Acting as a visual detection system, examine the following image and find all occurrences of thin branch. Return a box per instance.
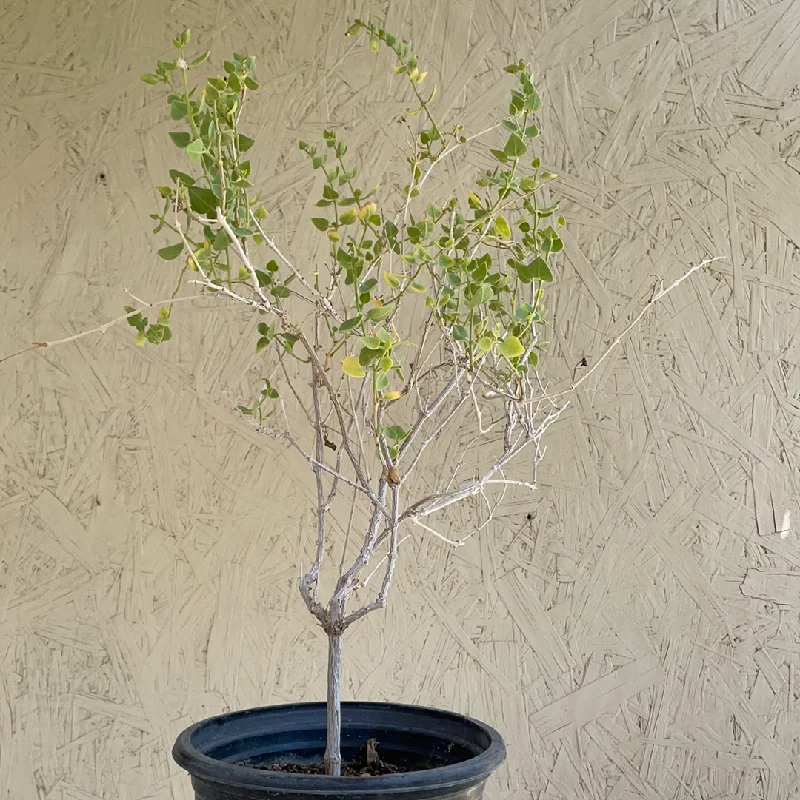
[541,256,723,403]
[0,293,209,366]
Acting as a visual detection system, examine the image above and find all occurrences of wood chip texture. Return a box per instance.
[2,1,800,798]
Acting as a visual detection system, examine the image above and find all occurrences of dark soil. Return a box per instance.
[256,761,403,776]
[251,738,450,776]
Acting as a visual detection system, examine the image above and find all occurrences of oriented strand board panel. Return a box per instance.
[2,0,800,798]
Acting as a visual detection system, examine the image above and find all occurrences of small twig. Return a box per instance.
[249,212,344,323]
[410,517,468,547]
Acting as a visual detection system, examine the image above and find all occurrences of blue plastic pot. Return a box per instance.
[172,701,506,799]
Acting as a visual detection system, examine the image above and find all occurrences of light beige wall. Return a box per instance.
[2,0,800,798]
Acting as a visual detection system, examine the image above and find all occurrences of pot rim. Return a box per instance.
[172,700,506,796]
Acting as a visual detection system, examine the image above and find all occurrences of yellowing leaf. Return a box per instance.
[358,202,377,220]
[495,215,511,238]
[499,335,524,359]
[467,190,482,209]
[342,356,366,378]
[383,271,402,289]
[383,390,402,400]
[477,336,493,352]
[135,331,147,347]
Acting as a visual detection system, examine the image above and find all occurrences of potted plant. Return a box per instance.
[110,19,706,800]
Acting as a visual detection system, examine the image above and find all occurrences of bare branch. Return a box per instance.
[342,484,401,628]
[540,256,725,403]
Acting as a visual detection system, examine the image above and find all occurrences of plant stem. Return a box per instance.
[324,632,343,776]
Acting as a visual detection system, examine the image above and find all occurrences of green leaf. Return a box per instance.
[495,215,511,239]
[141,73,161,85]
[170,101,188,120]
[339,208,357,225]
[504,133,527,158]
[185,138,206,163]
[169,131,191,148]
[365,304,394,322]
[256,336,270,353]
[336,247,354,268]
[311,217,329,231]
[385,425,407,440]
[322,184,339,201]
[169,169,195,186]
[438,253,455,268]
[524,125,539,138]
[477,336,493,352]
[528,257,554,281]
[236,133,255,153]
[464,283,493,309]
[499,335,524,359]
[188,186,218,216]
[191,50,210,67]
[157,242,184,260]
[212,228,230,250]
[452,324,469,341]
[359,347,382,366]
[426,203,442,220]
[409,281,426,293]
[375,373,389,391]
[342,356,365,378]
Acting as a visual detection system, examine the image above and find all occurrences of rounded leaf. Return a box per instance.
[342,356,366,378]
[499,335,524,359]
